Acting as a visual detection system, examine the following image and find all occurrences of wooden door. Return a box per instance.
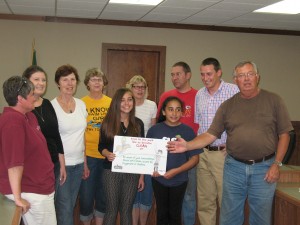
[101,43,166,104]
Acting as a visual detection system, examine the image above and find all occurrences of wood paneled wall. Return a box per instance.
[289,121,300,166]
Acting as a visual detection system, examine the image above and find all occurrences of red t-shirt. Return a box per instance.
[157,88,199,134]
[0,107,54,195]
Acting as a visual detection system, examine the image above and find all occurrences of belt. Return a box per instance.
[230,152,275,165]
[205,145,225,151]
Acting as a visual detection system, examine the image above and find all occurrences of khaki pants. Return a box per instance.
[197,148,225,225]
[6,192,56,225]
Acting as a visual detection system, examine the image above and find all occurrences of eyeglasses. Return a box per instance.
[235,71,257,80]
[89,78,102,83]
[132,85,146,90]
[17,78,27,95]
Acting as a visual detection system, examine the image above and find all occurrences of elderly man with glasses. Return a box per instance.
[168,61,293,225]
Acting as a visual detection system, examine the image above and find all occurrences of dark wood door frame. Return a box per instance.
[101,43,166,103]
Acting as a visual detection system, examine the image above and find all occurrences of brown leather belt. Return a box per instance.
[230,152,275,165]
[205,145,225,151]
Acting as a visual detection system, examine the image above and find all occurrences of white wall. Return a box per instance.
[0,19,299,120]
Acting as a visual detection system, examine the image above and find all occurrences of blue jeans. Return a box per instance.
[133,174,153,210]
[79,157,106,221]
[182,166,196,225]
[55,163,84,225]
[54,161,61,197]
[220,155,276,225]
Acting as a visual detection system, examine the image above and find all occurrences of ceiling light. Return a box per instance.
[254,0,300,14]
[109,0,163,6]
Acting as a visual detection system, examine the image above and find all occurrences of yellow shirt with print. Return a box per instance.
[82,95,112,158]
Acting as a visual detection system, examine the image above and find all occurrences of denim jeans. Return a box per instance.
[220,155,276,225]
[79,157,106,221]
[133,174,153,210]
[182,166,196,225]
[54,161,61,197]
[55,163,84,225]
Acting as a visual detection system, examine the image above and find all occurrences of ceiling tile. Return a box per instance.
[0,0,299,31]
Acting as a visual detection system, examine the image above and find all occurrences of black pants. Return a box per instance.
[152,178,188,225]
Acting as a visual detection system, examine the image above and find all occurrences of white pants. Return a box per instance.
[6,192,56,225]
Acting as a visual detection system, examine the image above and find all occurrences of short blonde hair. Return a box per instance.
[126,75,149,99]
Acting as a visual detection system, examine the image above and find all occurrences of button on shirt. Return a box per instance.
[195,80,239,147]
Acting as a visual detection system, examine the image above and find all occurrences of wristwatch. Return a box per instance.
[273,160,283,166]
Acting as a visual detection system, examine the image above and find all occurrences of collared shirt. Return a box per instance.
[195,80,239,146]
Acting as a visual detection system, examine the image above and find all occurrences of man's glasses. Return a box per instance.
[234,71,257,80]
[132,85,146,90]
[17,78,27,95]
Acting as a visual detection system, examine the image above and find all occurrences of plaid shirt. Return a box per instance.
[195,80,239,146]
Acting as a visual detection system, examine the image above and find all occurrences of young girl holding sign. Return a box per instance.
[98,88,144,225]
[147,96,202,225]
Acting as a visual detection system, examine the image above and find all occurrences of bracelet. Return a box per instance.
[273,160,283,166]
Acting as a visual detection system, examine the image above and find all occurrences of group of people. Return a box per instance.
[0,57,292,225]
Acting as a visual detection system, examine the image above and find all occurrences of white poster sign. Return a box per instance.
[112,136,168,175]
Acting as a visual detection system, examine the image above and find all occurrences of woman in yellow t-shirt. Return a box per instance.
[79,68,112,225]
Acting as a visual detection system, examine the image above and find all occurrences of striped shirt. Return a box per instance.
[195,80,239,146]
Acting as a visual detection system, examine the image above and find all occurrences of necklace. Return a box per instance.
[121,123,128,134]
[58,96,74,114]
[34,107,45,122]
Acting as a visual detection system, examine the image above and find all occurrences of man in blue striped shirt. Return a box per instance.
[195,58,239,225]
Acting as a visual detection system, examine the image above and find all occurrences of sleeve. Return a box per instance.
[138,118,145,138]
[156,93,166,119]
[45,99,64,154]
[207,103,226,139]
[151,101,158,119]
[98,128,109,154]
[275,95,293,134]
[2,123,25,168]
[194,91,200,124]
[146,125,155,138]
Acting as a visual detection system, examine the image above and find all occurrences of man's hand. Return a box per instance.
[264,164,280,183]
[167,136,187,153]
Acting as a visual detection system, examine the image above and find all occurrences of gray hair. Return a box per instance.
[3,76,34,106]
[84,68,108,91]
[233,61,259,76]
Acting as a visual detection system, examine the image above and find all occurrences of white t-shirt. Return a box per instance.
[51,97,87,166]
[135,99,157,136]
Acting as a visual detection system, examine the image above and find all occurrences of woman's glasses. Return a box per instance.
[17,78,27,95]
[132,85,146,90]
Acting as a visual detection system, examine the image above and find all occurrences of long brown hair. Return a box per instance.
[101,88,141,142]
